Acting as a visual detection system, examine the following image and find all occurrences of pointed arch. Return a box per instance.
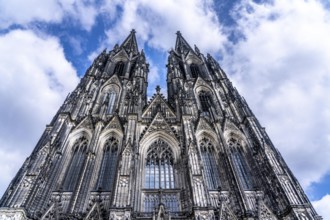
[196,135,221,190]
[144,139,175,189]
[113,61,125,76]
[194,81,215,116]
[99,83,121,115]
[62,136,88,191]
[227,137,253,190]
[198,90,213,113]
[223,129,247,150]
[139,131,180,162]
[96,136,119,191]
[98,128,123,150]
[190,63,200,78]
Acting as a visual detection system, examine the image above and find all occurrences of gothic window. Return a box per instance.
[179,61,186,79]
[144,194,159,212]
[145,139,175,189]
[143,194,179,212]
[190,63,200,78]
[114,61,125,76]
[198,91,213,113]
[63,136,88,191]
[129,60,137,77]
[200,138,221,190]
[228,138,253,190]
[106,91,117,114]
[97,137,119,191]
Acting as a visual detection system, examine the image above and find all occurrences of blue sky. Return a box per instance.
[0,0,330,217]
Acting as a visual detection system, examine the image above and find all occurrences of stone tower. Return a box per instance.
[0,30,321,220]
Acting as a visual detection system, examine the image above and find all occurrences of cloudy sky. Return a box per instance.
[0,0,329,217]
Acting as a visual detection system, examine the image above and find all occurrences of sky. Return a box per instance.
[0,0,329,217]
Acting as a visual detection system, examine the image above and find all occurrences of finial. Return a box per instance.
[131,29,136,34]
[176,31,181,36]
[156,85,161,94]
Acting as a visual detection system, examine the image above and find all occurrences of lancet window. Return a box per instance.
[198,91,213,113]
[145,139,175,189]
[228,138,253,190]
[114,61,125,76]
[190,63,200,78]
[63,136,88,191]
[199,137,221,190]
[96,137,119,191]
[179,61,186,79]
[106,91,117,114]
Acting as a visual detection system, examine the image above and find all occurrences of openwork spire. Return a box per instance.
[120,29,139,55]
[175,31,194,54]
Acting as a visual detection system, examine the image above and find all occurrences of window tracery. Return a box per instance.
[114,61,125,76]
[63,136,88,191]
[143,139,179,213]
[145,140,175,189]
[106,91,117,114]
[228,138,253,190]
[97,137,119,191]
[198,91,213,113]
[199,137,221,190]
[190,63,200,78]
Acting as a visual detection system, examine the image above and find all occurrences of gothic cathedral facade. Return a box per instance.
[0,30,321,220]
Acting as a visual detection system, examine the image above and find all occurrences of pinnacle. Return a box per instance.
[120,29,139,54]
[174,30,194,54]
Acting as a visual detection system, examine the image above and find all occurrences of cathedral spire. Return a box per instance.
[175,31,194,54]
[120,29,139,55]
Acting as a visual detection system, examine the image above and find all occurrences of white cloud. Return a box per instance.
[0,0,98,31]
[312,195,330,219]
[0,29,79,196]
[223,0,330,189]
[0,149,25,195]
[102,0,226,53]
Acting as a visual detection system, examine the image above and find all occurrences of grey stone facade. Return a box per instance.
[0,30,321,219]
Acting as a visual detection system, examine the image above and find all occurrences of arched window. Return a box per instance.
[114,61,125,76]
[228,138,253,190]
[63,136,88,191]
[107,91,117,114]
[97,137,119,191]
[200,138,221,190]
[145,139,175,189]
[198,91,213,113]
[190,63,200,78]
[179,61,186,79]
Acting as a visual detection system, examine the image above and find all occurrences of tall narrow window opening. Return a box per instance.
[228,138,253,190]
[190,64,200,78]
[200,138,221,190]
[63,136,88,191]
[114,61,125,76]
[107,91,117,114]
[179,61,186,79]
[145,140,175,189]
[199,91,213,113]
[97,137,119,191]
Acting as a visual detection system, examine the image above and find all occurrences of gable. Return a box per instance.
[103,115,123,133]
[140,112,178,142]
[185,50,203,65]
[142,94,176,119]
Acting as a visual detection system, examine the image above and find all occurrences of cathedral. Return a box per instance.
[0,30,321,220]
